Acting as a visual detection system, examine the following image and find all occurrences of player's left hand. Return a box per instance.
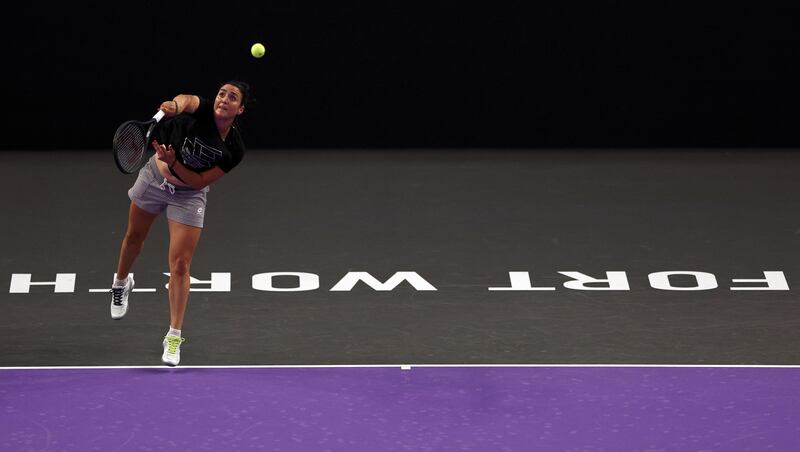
[152,140,176,167]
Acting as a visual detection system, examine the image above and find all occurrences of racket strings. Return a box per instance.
[114,123,147,171]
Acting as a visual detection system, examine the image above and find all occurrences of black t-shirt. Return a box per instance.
[155,97,245,173]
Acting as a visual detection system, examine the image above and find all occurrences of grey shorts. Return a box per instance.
[128,157,209,228]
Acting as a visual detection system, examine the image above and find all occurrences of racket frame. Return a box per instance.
[112,110,166,174]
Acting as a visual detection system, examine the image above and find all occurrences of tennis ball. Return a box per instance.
[251,43,266,58]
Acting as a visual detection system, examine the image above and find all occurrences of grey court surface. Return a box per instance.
[2,149,800,367]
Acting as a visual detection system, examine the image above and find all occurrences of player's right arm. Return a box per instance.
[158,95,201,117]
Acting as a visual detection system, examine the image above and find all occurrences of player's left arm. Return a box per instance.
[169,158,225,190]
[152,140,225,189]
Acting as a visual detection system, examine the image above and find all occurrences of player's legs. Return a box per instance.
[116,202,159,279]
[166,219,202,330]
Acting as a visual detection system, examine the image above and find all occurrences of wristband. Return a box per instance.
[174,100,180,114]
[168,162,186,183]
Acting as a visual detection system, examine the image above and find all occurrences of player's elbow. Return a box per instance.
[191,173,216,190]
[190,181,208,191]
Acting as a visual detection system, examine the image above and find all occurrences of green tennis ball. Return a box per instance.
[251,43,266,58]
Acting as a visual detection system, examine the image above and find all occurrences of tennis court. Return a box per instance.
[3,149,800,449]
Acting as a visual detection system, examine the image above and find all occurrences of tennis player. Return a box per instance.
[110,81,251,366]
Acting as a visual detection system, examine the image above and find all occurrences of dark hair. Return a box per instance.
[221,80,253,109]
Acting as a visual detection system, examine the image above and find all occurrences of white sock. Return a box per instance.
[113,276,128,287]
[167,327,181,337]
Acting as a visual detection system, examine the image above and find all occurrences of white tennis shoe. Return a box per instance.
[162,335,186,366]
[110,275,135,319]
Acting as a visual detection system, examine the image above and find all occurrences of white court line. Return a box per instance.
[2,364,800,370]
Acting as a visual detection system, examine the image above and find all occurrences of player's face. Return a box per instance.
[214,84,245,119]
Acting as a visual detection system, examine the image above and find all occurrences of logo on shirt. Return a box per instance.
[180,137,223,169]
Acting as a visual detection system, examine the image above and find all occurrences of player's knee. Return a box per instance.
[124,230,147,247]
[170,256,191,277]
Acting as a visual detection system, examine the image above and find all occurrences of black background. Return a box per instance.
[2,2,798,150]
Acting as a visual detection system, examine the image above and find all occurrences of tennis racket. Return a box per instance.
[112,110,166,174]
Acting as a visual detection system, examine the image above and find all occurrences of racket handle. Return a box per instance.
[153,110,166,122]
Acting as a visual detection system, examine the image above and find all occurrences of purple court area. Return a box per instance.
[2,366,799,450]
